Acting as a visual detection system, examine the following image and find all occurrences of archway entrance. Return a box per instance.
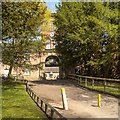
[45,55,59,80]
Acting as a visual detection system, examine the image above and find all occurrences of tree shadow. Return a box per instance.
[30,79,74,87]
[91,105,98,107]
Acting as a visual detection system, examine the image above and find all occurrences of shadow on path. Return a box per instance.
[28,78,118,118]
[30,79,74,87]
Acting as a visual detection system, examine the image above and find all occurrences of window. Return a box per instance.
[53,41,56,48]
[4,68,9,77]
[24,53,30,61]
[50,32,54,37]
[24,69,30,75]
[49,72,53,78]
[46,40,51,49]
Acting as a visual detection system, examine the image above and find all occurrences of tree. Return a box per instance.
[2,2,50,78]
[54,2,119,78]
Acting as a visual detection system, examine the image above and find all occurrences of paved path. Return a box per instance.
[28,79,118,119]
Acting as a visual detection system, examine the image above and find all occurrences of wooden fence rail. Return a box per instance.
[68,74,120,97]
[26,84,66,120]
[14,78,66,120]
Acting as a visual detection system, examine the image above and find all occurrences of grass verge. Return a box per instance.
[87,85,120,95]
[2,80,48,119]
[85,83,120,95]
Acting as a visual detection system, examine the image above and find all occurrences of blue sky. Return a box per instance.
[46,1,61,13]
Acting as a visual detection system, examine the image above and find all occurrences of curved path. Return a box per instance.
[28,79,119,119]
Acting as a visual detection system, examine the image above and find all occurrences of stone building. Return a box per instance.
[1,13,60,80]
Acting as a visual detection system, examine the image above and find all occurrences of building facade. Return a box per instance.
[1,13,60,80]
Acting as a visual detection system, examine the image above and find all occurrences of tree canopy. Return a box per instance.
[54,2,119,78]
[2,2,51,78]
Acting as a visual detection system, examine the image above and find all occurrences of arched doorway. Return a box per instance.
[45,55,59,80]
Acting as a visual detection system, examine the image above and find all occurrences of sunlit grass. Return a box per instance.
[87,84,120,95]
[2,81,48,119]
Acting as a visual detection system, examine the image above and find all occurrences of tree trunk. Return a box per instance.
[65,64,75,77]
[104,64,111,78]
[7,65,13,79]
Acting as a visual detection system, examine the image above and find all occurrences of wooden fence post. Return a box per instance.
[26,82,28,91]
[34,94,36,101]
[30,89,32,96]
[92,79,94,89]
[104,80,106,92]
[41,100,43,108]
[37,96,39,104]
[26,84,68,119]
[32,91,34,98]
[80,77,82,85]
[51,109,54,119]
[28,88,30,94]
[85,78,87,87]
[78,77,80,84]
[45,104,48,114]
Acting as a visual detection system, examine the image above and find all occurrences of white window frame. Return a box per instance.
[46,40,51,49]
[24,69,30,75]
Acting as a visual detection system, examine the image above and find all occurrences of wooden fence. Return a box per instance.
[68,74,120,97]
[14,78,66,120]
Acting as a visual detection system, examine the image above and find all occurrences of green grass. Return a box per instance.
[87,84,120,95]
[2,81,48,119]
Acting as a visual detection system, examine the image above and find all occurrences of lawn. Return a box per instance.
[2,81,48,119]
[88,85,120,95]
[75,79,120,95]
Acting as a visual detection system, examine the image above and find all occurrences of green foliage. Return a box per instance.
[2,81,47,119]
[2,2,50,77]
[54,2,119,78]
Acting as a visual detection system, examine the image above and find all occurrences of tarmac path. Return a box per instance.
[28,79,119,119]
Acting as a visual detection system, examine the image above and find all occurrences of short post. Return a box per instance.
[61,88,68,110]
[32,91,34,99]
[28,88,30,94]
[45,104,48,113]
[85,78,87,87]
[30,89,32,97]
[98,94,101,107]
[34,94,36,100]
[78,77,80,84]
[80,77,82,85]
[26,82,28,91]
[31,91,33,97]
[92,79,94,89]
[29,89,31,95]
[104,80,106,92]
[51,109,54,119]
[37,96,39,104]
[41,100,43,108]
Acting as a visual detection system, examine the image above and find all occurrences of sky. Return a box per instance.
[46,1,61,13]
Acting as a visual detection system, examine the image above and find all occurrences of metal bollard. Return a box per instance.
[61,88,68,110]
[98,94,101,107]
